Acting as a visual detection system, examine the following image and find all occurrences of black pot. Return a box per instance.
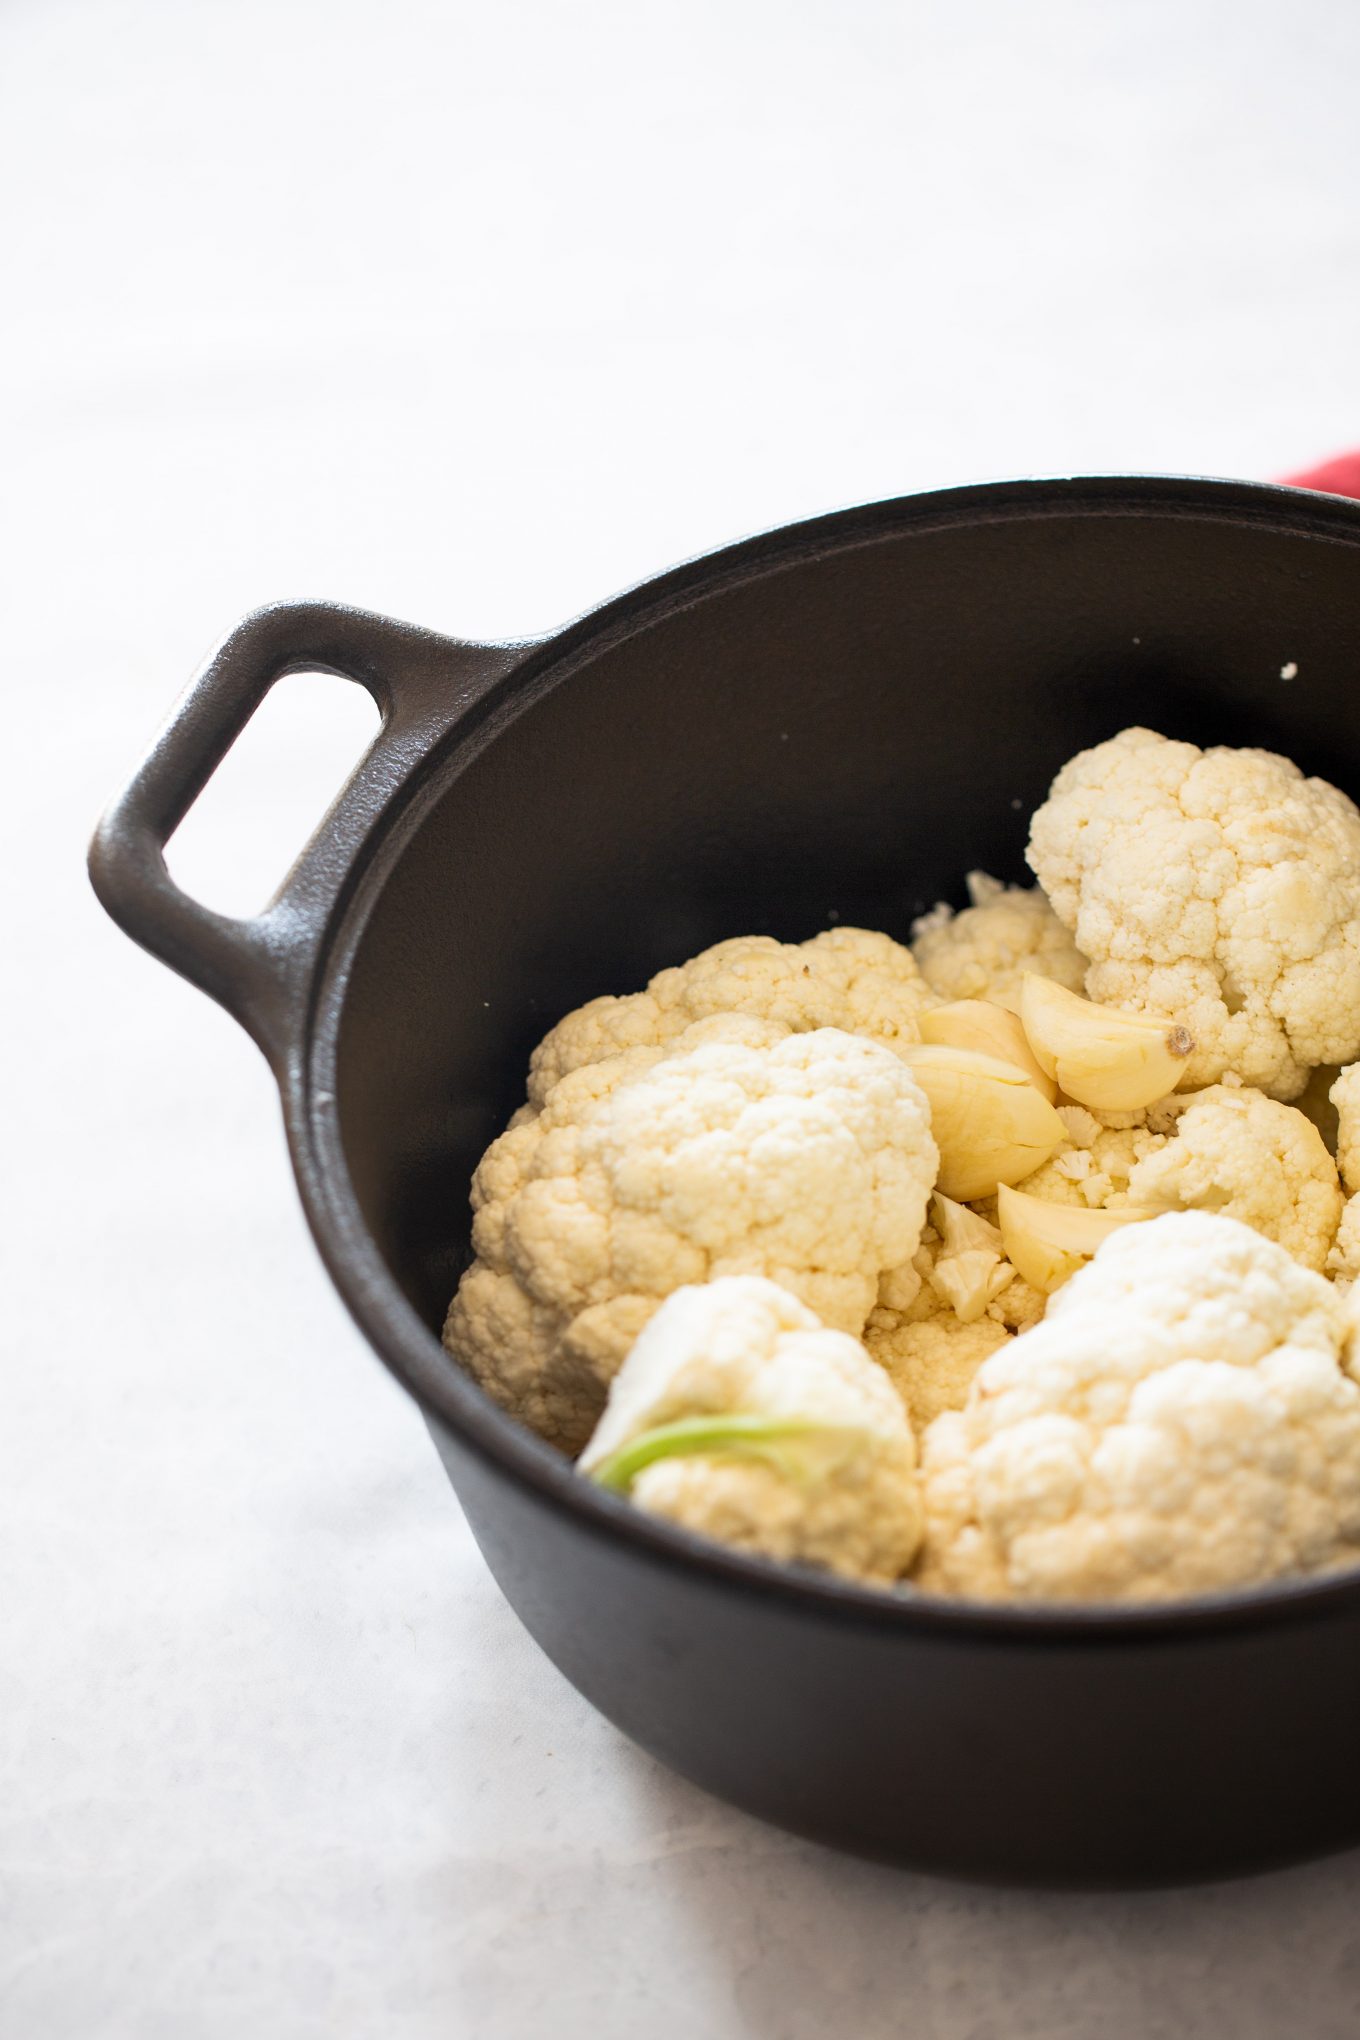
[90,475,1360,1887]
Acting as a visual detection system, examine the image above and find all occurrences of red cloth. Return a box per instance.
[1282,452,1360,499]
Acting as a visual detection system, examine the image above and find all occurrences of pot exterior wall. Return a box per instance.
[425,1413,1360,1885]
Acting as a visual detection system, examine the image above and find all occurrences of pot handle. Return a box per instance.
[89,600,517,1067]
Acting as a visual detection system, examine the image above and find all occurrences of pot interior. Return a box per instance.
[327,488,1360,1336]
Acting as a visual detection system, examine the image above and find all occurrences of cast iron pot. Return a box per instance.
[91,475,1360,1887]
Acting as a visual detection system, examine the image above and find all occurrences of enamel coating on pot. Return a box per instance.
[92,477,1360,1884]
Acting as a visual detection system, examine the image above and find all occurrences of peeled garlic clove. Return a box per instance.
[919,999,1058,1102]
[996,1183,1155,1294]
[900,1046,1068,1202]
[1018,974,1195,1112]
[929,1246,1016,1323]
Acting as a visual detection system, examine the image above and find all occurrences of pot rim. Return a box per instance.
[290,471,1360,1644]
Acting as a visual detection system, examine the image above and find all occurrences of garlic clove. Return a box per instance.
[1018,975,1195,1112]
[900,1045,1069,1201]
[919,999,1058,1102]
[996,1183,1155,1294]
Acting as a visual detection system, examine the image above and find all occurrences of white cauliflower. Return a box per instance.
[578,1277,922,1583]
[1327,1067,1360,1287]
[914,1200,1048,1333]
[1122,1085,1342,1272]
[527,927,937,1107]
[445,1020,939,1452]
[1293,1061,1342,1155]
[916,1211,1360,1603]
[1056,1104,1104,1147]
[1328,1198,1360,1285]
[1330,1064,1360,1194]
[1012,1123,1168,1211]
[1027,727,1360,1100]
[862,1206,1044,1432]
[866,1306,1012,1433]
[923,1195,1015,1321]
[986,1271,1047,1332]
[910,871,1088,1009]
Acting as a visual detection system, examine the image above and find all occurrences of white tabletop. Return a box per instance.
[7,1,1360,2032]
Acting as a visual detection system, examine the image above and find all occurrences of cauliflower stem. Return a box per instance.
[589,1413,876,1494]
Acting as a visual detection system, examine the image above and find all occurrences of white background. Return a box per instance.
[5,1,1360,2033]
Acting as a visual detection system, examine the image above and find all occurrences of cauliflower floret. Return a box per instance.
[1330,1065,1360,1194]
[578,1277,922,1583]
[863,1204,1044,1429]
[445,1021,939,1452]
[1328,1197,1360,1286]
[1294,1062,1342,1155]
[1122,1084,1341,1272]
[1027,727,1360,1100]
[1056,1104,1103,1148]
[910,871,1089,1010]
[1328,1067,1360,1287]
[1013,1124,1168,1210]
[915,1211,1360,1603]
[527,927,937,1106]
[939,1200,1048,1327]
[865,1305,1012,1432]
[987,1273,1047,1332]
